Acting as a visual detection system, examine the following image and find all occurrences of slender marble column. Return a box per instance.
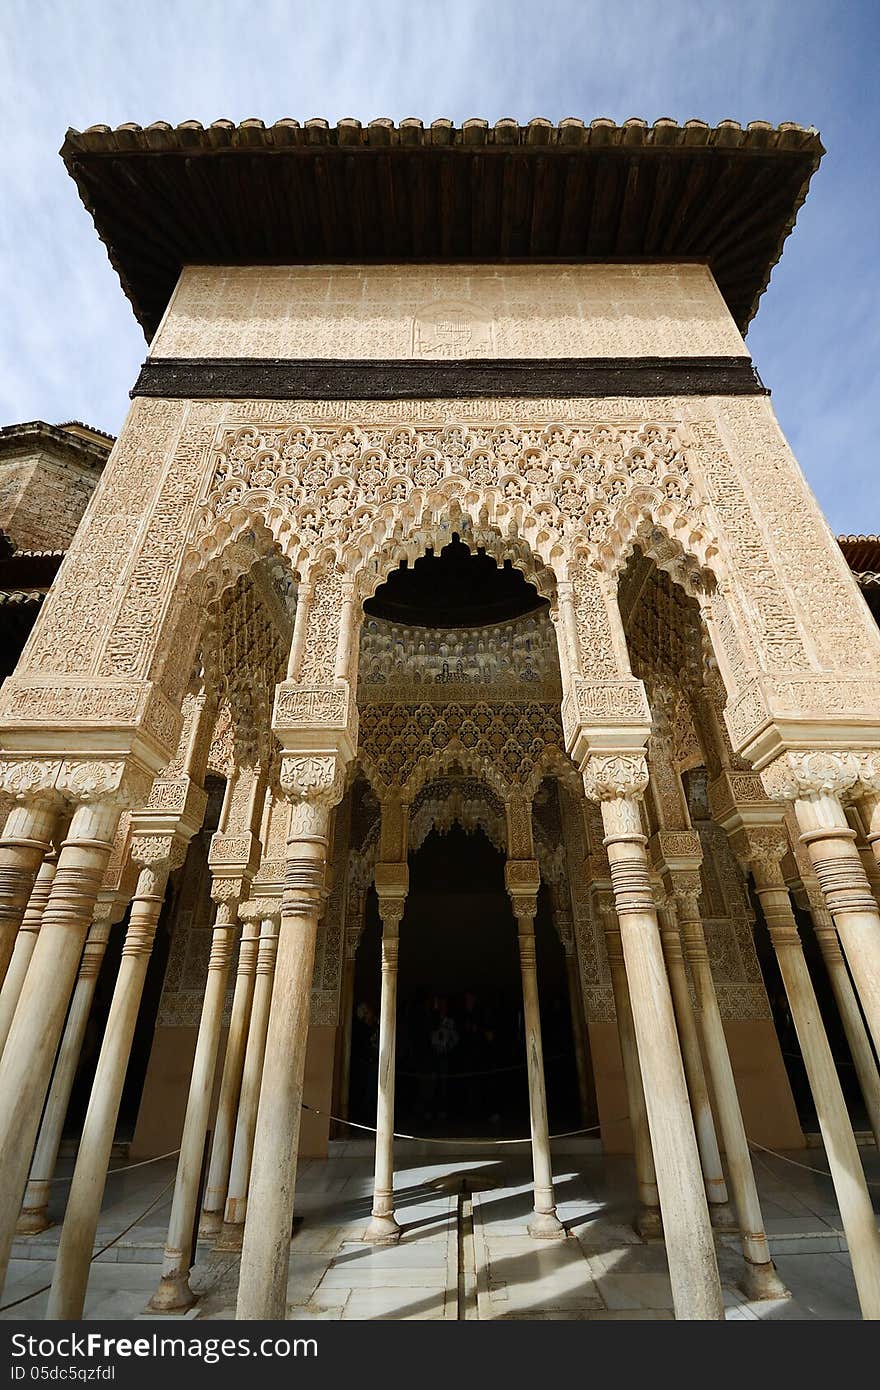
[514,903,564,1238]
[0,797,121,1291]
[0,798,58,984]
[365,896,404,1242]
[655,896,733,1225]
[0,844,59,1055]
[584,758,723,1320]
[199,917,260,1236]
[598,899,661,1237]
[794,789,880,1058]
[148,898,239,1312]
[751,850,880,1319]
[47,857,177,1319]
[806,884,880,1151]
[236,760,342,1321]
[216,915,279,1249]
[673,886,787,1300]
[17,915,114,1235]
[564,949,596,1125]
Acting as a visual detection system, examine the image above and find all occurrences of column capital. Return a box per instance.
[582,751,649,804]
[374,861,409,901]
[0,759,63,805]
[728,823,790,876]
[760,750,864,803]
[279,753,347,823]
[129,830,190,874]
[238,895,282,925]
[648,829,703,875]
[505,858,540,921]
[377,897,406,934]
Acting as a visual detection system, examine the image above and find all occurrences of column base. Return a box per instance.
[214,1222,244,1253]
[364,1213,401,1244]
[527,1210,566,1240]
[15,1207,52,1236]
[708,1201,738,1232]
[635,1205,663,1240]
[147,1274,198,1314]
[739,1258,789,1302]
[198,1210,223,1239]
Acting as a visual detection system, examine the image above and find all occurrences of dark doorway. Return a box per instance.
[348,824,579,1138]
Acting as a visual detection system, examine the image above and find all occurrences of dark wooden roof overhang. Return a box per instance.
[59,116,824,343]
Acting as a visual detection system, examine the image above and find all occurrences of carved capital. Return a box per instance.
[56,759,152,809]
[239,895,282,924]
[505,858,540,920]
[279,754,346,808]
[730,824,790,874]
[374,861,410,900]
[0,759,62,803]
[129,831,189,872]
[378,896,406,933]
[760,750,860,802]
[582,752,649,804]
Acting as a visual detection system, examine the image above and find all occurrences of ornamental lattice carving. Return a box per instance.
[192,420,709,586]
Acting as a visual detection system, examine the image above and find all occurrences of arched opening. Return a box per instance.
[348,822,578,1136]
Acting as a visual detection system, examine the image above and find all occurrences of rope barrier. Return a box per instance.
[0,1175,177,1314]
[47,1148,182,1187]
[747,1137,880,1189]
[303,1102,610,1145]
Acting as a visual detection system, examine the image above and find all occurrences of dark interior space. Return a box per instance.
[349,824,579,1138]
[364,534,547,628]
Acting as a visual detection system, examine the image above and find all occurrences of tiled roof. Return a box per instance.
[60,117,823,340]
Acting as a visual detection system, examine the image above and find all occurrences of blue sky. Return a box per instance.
[0,0,877,530]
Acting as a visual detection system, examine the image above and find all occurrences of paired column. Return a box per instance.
[365,877,406,1242]
[216,909,280,1249]
[47,839,188,1319]
[17,910,116,1235]
[0,786,127,1292]
[654,892,733,1227]
[236,753,344,1320]
[0,840,61,1054]
[597,893,661,1237]
[802,880,880,1152]
[199,917,260,1236]
[147,893,240,1312]
[671,880,787,1299]
[582,754,723,1320]
[745,825,880,1319]
[549,884,596,1125]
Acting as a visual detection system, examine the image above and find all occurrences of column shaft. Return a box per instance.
[199,920,259,1236]
[516,915,563,1237]
[365,905,402,1242]
[18,919,113,1235]
[656,901,731,1217]
[47,866,169,1319]
[148,902,238,1312]
[564,950,596,1125]
[602,804,723,1320]
[811,904,880,1152]
[236,810,329,1320]
[755,864,880,1319]
[0,800,120,1291]
[217,918,279,1245]
[676,895,785,1298]
[601,908,661,1232]
[0,848,58,1055]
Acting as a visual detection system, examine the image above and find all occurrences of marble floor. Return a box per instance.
[1,1140,877,1321]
